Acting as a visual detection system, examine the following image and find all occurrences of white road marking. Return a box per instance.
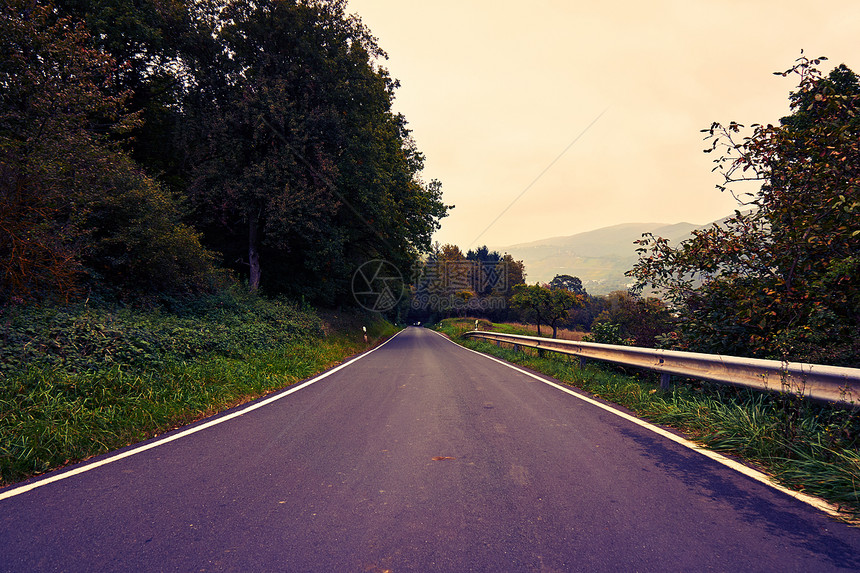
[431,329,844,519]
[0,330,405,502]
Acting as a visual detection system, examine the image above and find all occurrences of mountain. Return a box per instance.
[498,221,711,295]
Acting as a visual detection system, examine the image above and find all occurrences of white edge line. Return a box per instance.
[431,329,844,519]
[0,329,406,502]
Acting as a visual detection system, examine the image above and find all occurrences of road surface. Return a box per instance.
[2,326,859,572]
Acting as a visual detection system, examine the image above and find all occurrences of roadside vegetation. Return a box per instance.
[0,1,424,489]
[0,291,398,486]
[437,317,860,521]
[629,57,860,367]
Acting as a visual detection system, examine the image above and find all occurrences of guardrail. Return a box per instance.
[461,331,860,407]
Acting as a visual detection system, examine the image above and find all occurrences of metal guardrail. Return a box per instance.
[461,331,860,407]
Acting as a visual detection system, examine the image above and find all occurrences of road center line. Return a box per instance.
[431,329,843,519]
[0,329,405,502]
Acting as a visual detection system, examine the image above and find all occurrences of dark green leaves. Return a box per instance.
[629,56,860,365]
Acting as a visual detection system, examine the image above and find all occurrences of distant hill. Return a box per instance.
[499,221,715,295]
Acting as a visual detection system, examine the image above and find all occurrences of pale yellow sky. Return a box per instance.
[346,0,860,250]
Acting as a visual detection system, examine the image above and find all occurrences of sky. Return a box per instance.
[345,0,860,251]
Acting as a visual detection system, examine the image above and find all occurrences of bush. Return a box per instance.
[583,322,634,346]
[0,289,324,375]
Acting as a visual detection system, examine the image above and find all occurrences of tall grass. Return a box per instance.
[437,318,860,520]
[0,292,397,485]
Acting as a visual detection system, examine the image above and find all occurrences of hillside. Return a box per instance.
[499,221,711,294]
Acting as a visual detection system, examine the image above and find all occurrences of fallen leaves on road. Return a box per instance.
[432,456,456,461]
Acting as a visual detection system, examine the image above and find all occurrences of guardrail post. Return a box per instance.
[514,344,520,352]
[660,372,671,390]
[579,357,587,368]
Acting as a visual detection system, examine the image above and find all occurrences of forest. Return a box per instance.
[1,0,449,308]
[4,3,857,370]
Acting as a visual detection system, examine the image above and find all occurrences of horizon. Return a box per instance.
[493,218,714,251]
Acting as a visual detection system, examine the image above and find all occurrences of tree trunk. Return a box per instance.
[248,214,261,293]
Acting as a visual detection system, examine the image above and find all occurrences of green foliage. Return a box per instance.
[630,55,860,365]
[0,292,396,484]
[187,0,448,300]
[1,1,120,301]
[582,322,632,346]
[410,244,525,323]
[511,283,583,338]
[53,0,205,185]
[0,1,217,304]
[549,274,585,295]
[0,289,323,375]
[67,145,220,299]
[588,290,674,347]
[3,0,448,307]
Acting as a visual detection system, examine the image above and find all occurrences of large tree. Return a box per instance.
[52,0,208,186]
[629,56,860,365]
[189,0,447,299]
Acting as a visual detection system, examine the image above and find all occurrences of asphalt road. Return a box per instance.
[2,326,859,572]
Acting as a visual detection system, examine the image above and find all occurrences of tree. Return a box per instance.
[409,244,524,321]
[188,0,448,299]
[0,1,214,303]
[549,274,585,295]
[545,288,583,338]
[53,0,201,183]
[591,291,674,347]
[466,246,501,296]
[567,293,603,331]
[629,55,860,365]
[511,285,546,335]
[501,254,526,293]
[511,284,582,338]
[433,244,473,316]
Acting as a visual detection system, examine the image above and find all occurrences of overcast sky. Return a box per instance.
[345,1,859,250]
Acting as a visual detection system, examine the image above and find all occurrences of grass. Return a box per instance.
[437,317,860,521]
[0,291,398,486]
